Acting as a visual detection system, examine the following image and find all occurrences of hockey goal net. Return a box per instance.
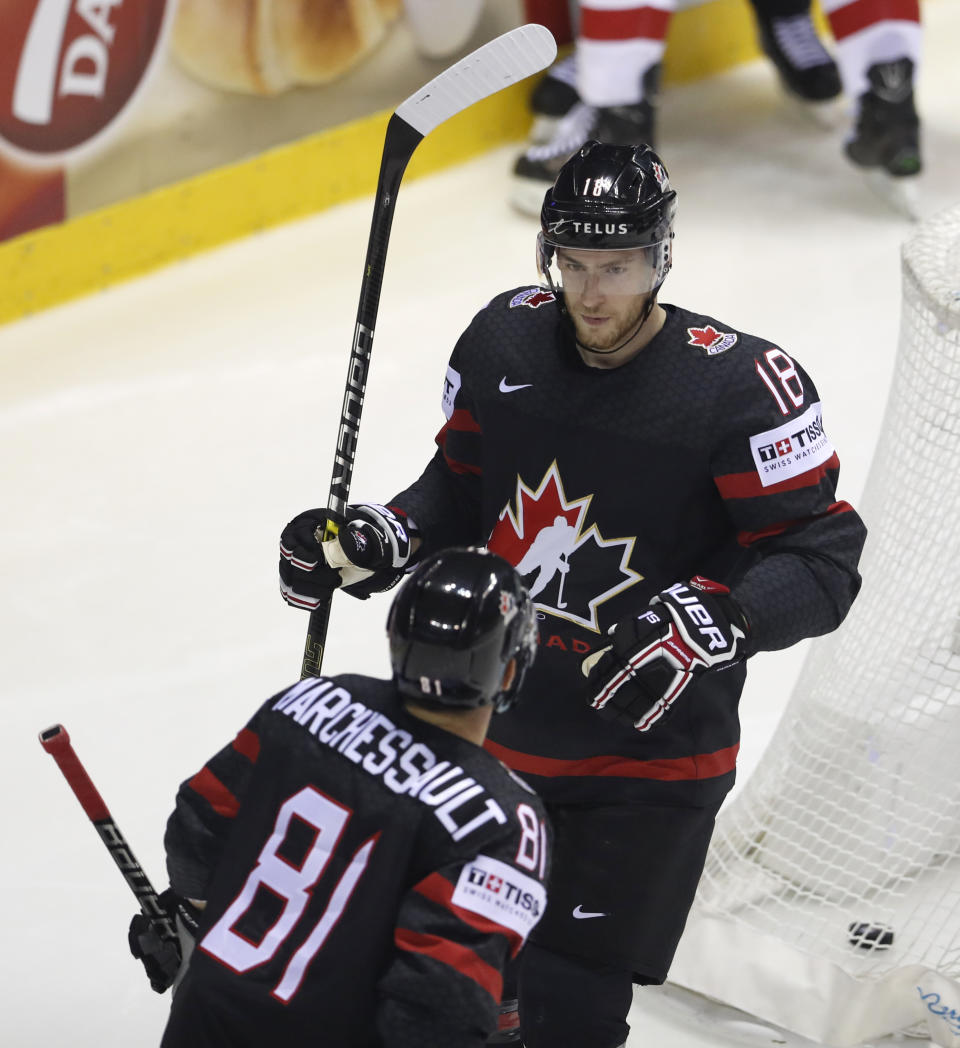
[668,205,960,1048]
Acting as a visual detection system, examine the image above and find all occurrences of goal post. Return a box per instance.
[668,205,960,1048]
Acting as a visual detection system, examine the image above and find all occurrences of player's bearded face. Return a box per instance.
[554,248,656,350]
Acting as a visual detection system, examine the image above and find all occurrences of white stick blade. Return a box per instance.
[395,23,557,137]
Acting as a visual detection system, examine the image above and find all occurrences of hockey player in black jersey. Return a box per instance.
[130,548,547,1047]
[278,142,866,1048]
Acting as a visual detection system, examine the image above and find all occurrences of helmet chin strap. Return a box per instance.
[574,291,659,357]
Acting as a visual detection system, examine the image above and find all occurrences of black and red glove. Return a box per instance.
[128,888,202,994]
[279,503,417,607]
[583,577,748,732]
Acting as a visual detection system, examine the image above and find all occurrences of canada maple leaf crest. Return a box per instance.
[686,324,738,356]
[510,288,556,309]
[487,463,642,632]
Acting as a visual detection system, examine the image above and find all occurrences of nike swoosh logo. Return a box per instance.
[572,905,608,919]
[499,378,533,393]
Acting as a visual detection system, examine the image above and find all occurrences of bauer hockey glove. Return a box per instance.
[128,888,202,994]
[279,503,417,607]
[582,577,748,732]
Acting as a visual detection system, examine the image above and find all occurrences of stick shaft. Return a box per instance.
[298,25,557,679]
[39,724,178,941]
[300,116,421,679]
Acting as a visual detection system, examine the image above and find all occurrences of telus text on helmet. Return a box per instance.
[548,221,631,236]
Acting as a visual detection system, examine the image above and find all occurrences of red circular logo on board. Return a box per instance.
[0,0,170,161]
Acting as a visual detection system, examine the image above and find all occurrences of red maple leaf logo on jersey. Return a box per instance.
[488,468,582,568]
[686,324,738,355]
[688,325,722,347]
[510,288,556,310]
[488,463,641,631]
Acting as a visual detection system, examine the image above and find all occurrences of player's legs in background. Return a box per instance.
[511,0,673,215]
[527,52,580,145]
[518,941,633,1048]
[821,0,922,176]
[487,959,522,1044]
[745,0,842,102]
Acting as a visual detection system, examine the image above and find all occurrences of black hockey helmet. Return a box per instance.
[387,547,538,714]
[537,140,677,296]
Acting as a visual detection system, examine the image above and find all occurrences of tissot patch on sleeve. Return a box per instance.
[442,365,462,420]
[452,854,546,939]
[749,401,834,487]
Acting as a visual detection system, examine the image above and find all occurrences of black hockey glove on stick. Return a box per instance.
[129,888,202,993]
[583,577,748,732]
[296,23,557,680]
[280,502,416,606]
[38,724,193,994]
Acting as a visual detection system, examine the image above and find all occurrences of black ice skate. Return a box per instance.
[528,54,579,144]
[845,58,921,177]
[510,65,659,217]
[754,11,841,104]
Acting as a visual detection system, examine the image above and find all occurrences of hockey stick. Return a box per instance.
[300,22,557,679]
[38,723,178,945]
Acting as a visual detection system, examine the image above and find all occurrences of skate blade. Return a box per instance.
[860,169,921,221]
[509,175,551,218]
[780,89,844,130]
[528,114,563,145]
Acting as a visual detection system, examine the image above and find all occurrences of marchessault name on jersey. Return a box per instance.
[273,678,509,842]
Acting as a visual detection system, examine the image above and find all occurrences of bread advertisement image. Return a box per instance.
[0,0,499,246]
[170,0,403,95]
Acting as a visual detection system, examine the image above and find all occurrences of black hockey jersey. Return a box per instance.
[163,675,549,1048]
[389,288,866,808]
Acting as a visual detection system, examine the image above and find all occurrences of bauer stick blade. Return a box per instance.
[300,23,557,679]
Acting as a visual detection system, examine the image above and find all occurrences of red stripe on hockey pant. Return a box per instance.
[483,739,739,781]
[579,6,672,41]
[231,728,260,763]
[394,928,503,1000]
[414,872,526,957]
[827,0,920,40]
[714,452,840,500]
[524,0,573,45]
[188,767,240,818]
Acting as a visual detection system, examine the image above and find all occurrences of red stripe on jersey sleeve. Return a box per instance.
[579,6,671,41]
[187,767,240,818]
[231,728,260,763]
[484,739,738,781]
[415,872,526,957]
[736,501,856,547]
[828,0,919,40]
[715,452,840,500]
[395,928,503,1001]
[435,410,480,477]
[440,409,482,434]
[439,448,482,477]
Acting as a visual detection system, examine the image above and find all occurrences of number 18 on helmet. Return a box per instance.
[537,140,678,301]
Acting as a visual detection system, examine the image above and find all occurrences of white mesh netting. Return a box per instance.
[668,205,960,1047]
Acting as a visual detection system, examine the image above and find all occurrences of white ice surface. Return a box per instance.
[4,5,960,1044]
